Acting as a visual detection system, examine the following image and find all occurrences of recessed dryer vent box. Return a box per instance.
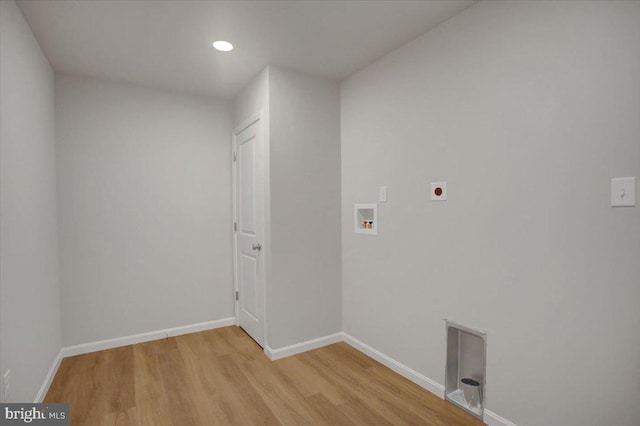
[444,320,487,421]
[354,203,377,235]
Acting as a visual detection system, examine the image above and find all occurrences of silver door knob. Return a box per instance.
[252,243,262,251]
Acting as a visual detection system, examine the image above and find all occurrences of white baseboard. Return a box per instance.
[61,317,236,358]
[266,332,516,425]
[34,349,64,403]
[341,332,516,426]
[35,317,233,402]
[484,410,518,426]
[264,332,343,361]
[341,333,445,398]
[36,321,515,426]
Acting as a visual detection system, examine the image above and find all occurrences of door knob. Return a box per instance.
[252,243,262,251]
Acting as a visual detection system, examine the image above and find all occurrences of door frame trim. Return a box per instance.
[231,110,269,348]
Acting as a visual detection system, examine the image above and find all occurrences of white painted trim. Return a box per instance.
[35,322,515,426]
[34,349,64,403]
[61,317,235,358]
[342,333,445,397]
[484,410,518,426]
[34,318,235,401]
[264,332,343,361]
[231,110,269,348]
[264,331,516,425]
[231,119,240,328]
[342,332,517,426]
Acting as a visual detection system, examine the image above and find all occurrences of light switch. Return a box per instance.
[379,186,387,202]
[611,177,635,207]
[431,182,447,201]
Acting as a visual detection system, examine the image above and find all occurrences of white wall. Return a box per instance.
[341,1,640,425]
[56,75,234,346]
[0,0,62,402]
[234,67,269,128]
[233,66,342,350]
[267,66,342,348]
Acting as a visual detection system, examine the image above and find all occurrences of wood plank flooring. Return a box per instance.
[45,326,484,425]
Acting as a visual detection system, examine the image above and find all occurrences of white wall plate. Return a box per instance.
[611,177,635,207]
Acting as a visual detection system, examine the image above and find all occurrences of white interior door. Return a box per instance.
[233,114,265,347]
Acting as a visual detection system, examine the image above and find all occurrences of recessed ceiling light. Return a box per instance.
[212,41,233,52]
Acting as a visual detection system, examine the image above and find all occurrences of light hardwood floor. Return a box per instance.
[45,326,484,425]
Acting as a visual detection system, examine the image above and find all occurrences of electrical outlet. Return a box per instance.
[2,370,10,402]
